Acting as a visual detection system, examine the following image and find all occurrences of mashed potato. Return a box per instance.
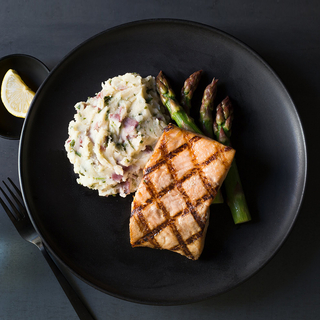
[65,73,168,197]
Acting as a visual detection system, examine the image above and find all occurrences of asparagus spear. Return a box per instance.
[214,97,251,224]
[156,71,202,134]
[199,77,218,138]
[213,97,233,145]
[156,71,223,203]
[180,70,202,115]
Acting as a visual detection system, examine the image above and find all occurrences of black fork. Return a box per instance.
[0,178,95,320]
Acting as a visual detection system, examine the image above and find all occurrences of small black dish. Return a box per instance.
[0,54,49,140]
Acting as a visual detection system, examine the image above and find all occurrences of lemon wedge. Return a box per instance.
[1,69,35,118]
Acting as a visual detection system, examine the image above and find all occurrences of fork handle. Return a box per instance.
[39,244,95,320]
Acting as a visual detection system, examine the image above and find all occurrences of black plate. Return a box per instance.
[19,20,306,305]
[0,54,49,139]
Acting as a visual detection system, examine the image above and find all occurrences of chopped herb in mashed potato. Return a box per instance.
[65,73,168,197]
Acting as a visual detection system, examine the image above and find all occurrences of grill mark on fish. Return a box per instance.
[198,175,219,199]
[179,168,198,183]
[201,153,217,166]
[144,159,166,175]
[171,230,204,251]
[144,143,188,175]
[220,146,235,169]
[157,183,176,198]
[194,194,214,207]
[170,225,194,259]
[166,143,188,159]
[189,135,202,143]
[163,123,175,132]
[185,230,203,244]
[185,200,206,229]
[134,206,161,249]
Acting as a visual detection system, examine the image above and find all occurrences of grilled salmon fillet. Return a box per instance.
[130,124,235,260]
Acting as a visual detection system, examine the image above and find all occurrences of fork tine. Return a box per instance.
[0,180,25,220]
[7,177,23,198]
[0,188,20,223]
[5,179,27,216]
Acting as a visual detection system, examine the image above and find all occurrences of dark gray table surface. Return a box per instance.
[0,1,319,319]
